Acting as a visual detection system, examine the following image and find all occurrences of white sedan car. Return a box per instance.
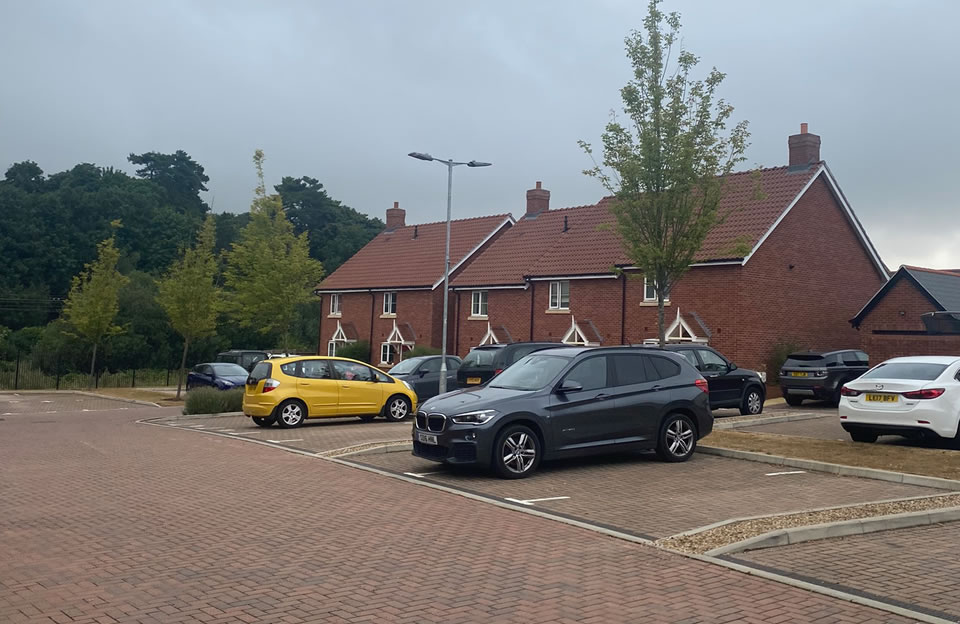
[839,356,960,443]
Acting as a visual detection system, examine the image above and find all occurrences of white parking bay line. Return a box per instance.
[228,431,262,435]
[403,472,442,478]
[267,439,303,443]
[505,496,571,506]
[765,470,807,476]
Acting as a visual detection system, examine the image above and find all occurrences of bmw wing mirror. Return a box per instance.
[558,380,583,393]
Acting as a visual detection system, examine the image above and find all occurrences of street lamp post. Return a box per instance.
[408,152,491,395]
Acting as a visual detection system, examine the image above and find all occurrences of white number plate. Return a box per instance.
[417,432,438,445]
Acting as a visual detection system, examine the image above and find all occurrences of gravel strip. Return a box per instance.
[658,493,960,554]
[320,440,410,457]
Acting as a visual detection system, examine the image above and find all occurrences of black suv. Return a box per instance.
[780,350,870,406]
[413,346,713,478]
[646,345,766,415]
[456,342,560,388]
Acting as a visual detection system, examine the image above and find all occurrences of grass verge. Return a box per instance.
[184,387,243,415]
[702,429,960,481]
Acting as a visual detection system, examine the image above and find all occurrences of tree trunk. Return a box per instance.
[88,342,98,390]
[176,336,190,400]
[657,293,666,347]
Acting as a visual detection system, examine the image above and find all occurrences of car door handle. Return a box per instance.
[652,385,662,391]
[595,393,610,401]
[299,382,311,386]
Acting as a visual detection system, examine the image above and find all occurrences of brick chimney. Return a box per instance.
[526,181,550,216]
[385,201,405,230]
[788,123,821,167]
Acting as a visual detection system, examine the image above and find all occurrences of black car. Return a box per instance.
[780,349,870,406]
[216,349,269,372]
[456,342,560,389]
[647,345,766,415]
[388,356,462,401]
[413,346,713,478]
[186,363,250,390]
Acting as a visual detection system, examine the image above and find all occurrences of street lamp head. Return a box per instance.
[408,152,434,162]
[466,160,492,168]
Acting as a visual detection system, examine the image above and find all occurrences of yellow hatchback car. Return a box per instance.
[242,356,418,428]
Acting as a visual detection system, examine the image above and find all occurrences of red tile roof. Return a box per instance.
[453,165,822,286]
[318,213,512,290]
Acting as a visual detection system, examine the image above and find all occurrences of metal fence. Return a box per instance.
[0,350,177,391]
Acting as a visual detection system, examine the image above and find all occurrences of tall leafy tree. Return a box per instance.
[128,150,210,219]
[276,176,383,272]
[157,216,221,398]
[224,151,325,349]
[581,0,749,345]
[61,228,129,386]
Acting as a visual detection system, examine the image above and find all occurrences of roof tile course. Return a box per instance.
[318,213,511,290]
[453,165,822,286]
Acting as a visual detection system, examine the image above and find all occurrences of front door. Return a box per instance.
[696,348,741,405]
[295,360,339,417]
[331,360,382,415]
[414,357,442,398]
[548,355,622,450]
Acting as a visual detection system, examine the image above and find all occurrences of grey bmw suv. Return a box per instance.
[412,346,713,478]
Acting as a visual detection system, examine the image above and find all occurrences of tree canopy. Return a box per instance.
[581,0,749,344]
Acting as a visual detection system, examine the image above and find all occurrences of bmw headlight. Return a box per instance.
[450,409,498,425]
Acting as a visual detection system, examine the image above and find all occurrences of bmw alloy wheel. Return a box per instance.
[502,432,537,475]
[665,418,694,457]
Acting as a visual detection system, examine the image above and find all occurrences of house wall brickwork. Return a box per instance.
[736,176,886,376]
[854,276,960,362]
[455,288,532,355]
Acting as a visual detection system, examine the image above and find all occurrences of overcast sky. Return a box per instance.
[2,0,958,270]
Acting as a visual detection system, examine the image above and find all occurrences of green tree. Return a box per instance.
[224,151,325,349]
[276,175,383,272]
[157,215,221,398]
[128,150,210,219]
[61,230,129,387]
[581,0,749,345]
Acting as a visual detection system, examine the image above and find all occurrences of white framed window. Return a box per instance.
[548,280,570,310]
[643,277,669,302]
[382,292,397,315]
[471,290,488,317]
[380,343,393,365]
[327,341,337,357]
[329,293,341,316]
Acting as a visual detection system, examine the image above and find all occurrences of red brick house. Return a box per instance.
[850,266,960,362]
[315,202,512,366]
[450,125,889,378]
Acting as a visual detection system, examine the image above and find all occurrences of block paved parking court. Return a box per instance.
[158,412,412,454]
[351,446,946,539]
[732,522,960,621]
[1,404,919,623]
[0,391,139,415]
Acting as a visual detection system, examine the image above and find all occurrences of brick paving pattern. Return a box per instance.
[159,413,412,454]
[735,522,960,620]
[0,392,138,415]
[354,448,945,538]
[0,407,918,623]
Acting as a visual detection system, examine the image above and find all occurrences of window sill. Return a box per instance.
[639,301,671,307]
[467,315,488,321]
[328,313,342,318]
[545,309,570,314]
[380,313,397,319]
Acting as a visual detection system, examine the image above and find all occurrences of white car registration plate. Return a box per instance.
[417,432,438,445]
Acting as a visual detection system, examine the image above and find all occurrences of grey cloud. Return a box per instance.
[1,0,957,269]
